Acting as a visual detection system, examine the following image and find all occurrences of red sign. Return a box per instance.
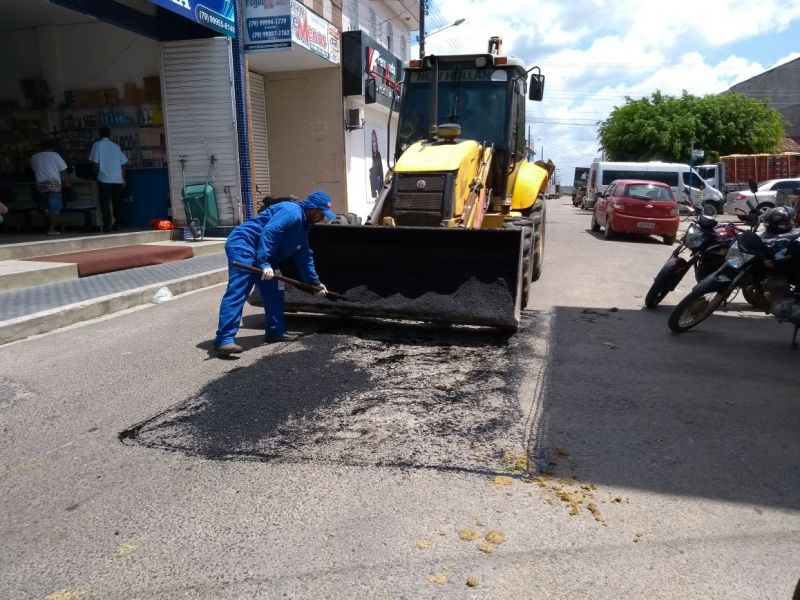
[365,47,399,94]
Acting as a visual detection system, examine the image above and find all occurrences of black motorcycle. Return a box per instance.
[644,202,744,308]
[572,185,586,207]
[667,224,800,348]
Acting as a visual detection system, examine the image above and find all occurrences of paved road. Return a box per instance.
[1,197,798,599]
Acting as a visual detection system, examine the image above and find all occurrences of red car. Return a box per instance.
[591,179,680,245]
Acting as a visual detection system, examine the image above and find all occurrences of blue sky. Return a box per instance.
[413,0,800,186]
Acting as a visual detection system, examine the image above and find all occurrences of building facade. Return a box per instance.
[728,57,800,140]
[243,0,416,222]
[0,0,417,233]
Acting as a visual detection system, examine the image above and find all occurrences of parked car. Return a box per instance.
[724,178,800,214]
[590,179,680,245]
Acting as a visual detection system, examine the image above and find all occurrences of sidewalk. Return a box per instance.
[0,230,228,345]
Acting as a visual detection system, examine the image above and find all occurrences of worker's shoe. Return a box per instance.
[264,334,299,343]
[214,342,244,355]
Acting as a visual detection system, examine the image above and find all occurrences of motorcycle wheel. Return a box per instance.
[668,289,728,332]
[741,285,768,311]
[645,258,689,308]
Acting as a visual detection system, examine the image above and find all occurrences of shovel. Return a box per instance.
[231,261,350,301]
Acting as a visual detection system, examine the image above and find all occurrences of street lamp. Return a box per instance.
[419,15,465,59]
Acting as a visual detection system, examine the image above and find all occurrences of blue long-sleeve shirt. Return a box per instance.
[225,201,320,284]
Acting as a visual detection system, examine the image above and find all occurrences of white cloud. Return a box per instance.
[408,0,800,184]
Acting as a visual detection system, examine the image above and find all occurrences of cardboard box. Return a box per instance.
[143,76,161,101]
[124,83,143,105]
[103,88,119,105]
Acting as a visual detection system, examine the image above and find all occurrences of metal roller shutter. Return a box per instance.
[248,72,271,199]
[160,37,242,227]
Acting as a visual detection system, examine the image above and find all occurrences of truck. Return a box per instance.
[571,167,590,205]
[697,153,800,195]
[573,167,590,189]
[272,37,553,330]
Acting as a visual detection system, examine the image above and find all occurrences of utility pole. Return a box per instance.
[527,126,532,160]
[418,0,426,59]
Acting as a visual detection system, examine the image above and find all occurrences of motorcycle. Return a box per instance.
[679,187,719,218]
[667,226,800,348]
[644,199,745,308]
[572,186,586,207]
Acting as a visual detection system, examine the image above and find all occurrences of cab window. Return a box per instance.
[683,172,706,189]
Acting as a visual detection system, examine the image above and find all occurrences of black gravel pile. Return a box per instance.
[281,225,522,327]
[286,276,516,327]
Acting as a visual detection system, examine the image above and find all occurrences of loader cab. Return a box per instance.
[395,55,530,195]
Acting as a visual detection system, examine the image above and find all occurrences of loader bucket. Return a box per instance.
[281,225,524,330]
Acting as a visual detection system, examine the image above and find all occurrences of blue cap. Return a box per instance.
[301,190,336,221]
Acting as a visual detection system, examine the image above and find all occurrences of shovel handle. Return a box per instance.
[231,261,345,299]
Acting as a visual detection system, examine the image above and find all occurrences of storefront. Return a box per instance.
[243,0,346,214]
[341,30,401,221]
[0,0,250,234]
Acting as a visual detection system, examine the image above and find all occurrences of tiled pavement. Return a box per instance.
[0,253,227,322]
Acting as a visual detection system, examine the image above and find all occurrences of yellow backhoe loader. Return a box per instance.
[269,38,554,330]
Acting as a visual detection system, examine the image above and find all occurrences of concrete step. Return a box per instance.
[0,239,227,293]
[0,230,175,261]
[0,260,79,292]
[0,252,228,346]
[144,238,226,258]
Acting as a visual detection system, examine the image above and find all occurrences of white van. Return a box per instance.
[583,161,725,212]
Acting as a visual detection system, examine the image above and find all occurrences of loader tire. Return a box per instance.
[503,217,534,309]
[531,199,546,283]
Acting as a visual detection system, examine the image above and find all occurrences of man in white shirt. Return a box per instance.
[89,127,128,232]
[30,139,70,235]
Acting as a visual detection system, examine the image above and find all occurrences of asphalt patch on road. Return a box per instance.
[120,318,542,473]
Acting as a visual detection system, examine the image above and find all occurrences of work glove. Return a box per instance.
[261,267,275,281]
[313,283,329,297]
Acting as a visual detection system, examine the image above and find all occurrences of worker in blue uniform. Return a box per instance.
[213,190,336,355]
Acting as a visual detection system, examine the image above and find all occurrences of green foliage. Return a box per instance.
[597,91,786,162]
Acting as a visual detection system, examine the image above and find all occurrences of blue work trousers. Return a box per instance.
[214,251,285,346]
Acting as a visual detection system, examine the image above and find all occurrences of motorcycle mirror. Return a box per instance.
[747,178,758,194]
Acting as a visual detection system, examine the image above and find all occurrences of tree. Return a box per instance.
[597,91,786,162]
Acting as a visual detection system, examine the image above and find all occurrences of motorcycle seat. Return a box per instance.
[698,215,718,228]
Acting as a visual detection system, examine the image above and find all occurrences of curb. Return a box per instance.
[0,268,227,345]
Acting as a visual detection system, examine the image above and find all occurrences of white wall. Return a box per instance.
[342,0,412,60]
[0,29,42,106]
[46,21,160,103]
[0,21,159,109]
[344,100,396,221]
[265,67,348,213]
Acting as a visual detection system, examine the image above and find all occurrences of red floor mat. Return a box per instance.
[25,244,195,277]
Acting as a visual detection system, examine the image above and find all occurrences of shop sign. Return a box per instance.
[244,0,339,62]
[148,0,236,37]
[341,31,402,110]
[366,47,399,100]
[243,0,292,51]
[290,1,340,64]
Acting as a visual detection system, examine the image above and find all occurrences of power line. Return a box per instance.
[529,121,600,127]
[427,0,464,54]
[534,61,780,71]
